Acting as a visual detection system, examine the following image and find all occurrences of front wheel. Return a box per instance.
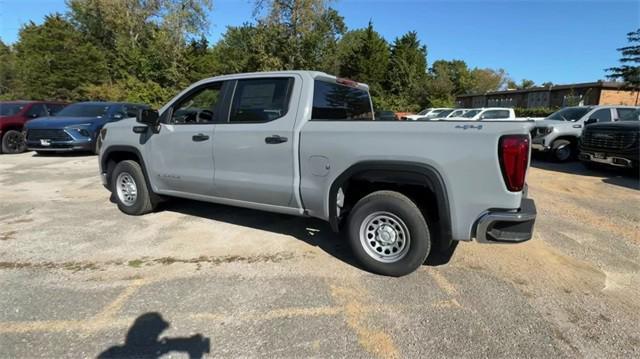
[347,190,431,276]
[551,139,573,162]
[1,130,26,154]
[111,160,156,215]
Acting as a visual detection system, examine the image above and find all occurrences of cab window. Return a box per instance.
[26,104,48,118]
[589,109,612,122]
[311,80,373,121]
[229,78,293,123]
[171,82,223,124]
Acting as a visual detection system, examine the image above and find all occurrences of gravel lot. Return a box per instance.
[1,152,639,358]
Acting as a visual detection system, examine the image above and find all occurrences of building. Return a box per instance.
[456,81,639,109]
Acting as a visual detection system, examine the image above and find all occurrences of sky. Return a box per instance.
[0,0,638,85]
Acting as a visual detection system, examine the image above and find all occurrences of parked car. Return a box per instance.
[402,108,451,121]
[24,101,148,154]
[0,101,67,154]
[530,106,638,161]
[375,110,397,121]
[98,71,537,277]
[579,108,639,169]
[442,107,516,121]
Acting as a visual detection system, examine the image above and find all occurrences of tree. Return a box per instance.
[429,60,473,96]
[0,39,17,98]
[468,68,509,93]
[253,0,345,71]
[541,81,554,87]
[387,31,428,107]
[14,14,107,100]
[607,28,640,89]
[336,21,389,97]
[507,78,536,90]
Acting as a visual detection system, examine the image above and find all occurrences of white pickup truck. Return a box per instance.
[99,71,537,276]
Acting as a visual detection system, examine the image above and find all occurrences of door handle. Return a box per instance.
[265,135,288,144]
[192,133,210,142]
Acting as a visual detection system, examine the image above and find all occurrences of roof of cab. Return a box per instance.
[199,70,370,91]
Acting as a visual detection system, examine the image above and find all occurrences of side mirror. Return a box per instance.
[30,113,39,118]
[584,118,598,126]
[137,109,159,126]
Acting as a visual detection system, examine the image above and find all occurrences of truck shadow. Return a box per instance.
[531,157,639,191]
[161,199,456,272]
[98,312,210,358]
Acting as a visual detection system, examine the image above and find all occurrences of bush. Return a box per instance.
[514,107,557,118]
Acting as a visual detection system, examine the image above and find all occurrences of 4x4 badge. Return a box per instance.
[455,124,483,130]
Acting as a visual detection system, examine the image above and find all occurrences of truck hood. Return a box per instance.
[586,121,640,131]
[532,119,574,128]
[25,116,103,129]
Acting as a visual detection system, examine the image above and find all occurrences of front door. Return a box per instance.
[149,81,225,196]
[213,76,300,208]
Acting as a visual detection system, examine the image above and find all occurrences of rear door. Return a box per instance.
[212,76,300,207]
[148,81,226,196]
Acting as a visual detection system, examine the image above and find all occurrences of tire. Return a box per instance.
[1,130,26,154]
[111,160,155,215]
[551,139,573,162]
[347,190,431,277]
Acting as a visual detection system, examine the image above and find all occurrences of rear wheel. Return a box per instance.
[1,130,26,154]
[551,139,573,162]
[347,190,431,277]
[111,160,155,215]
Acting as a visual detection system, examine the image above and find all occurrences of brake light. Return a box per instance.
[499,135,529,192]
[336,78,358,87]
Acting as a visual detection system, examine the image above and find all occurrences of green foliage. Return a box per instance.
[507,78,536,90]
[336,21,389,97]
[14,14,108,100]
[607,28,640,88]
[0,39,17,99]
[468,68,509,94]
[514,107,556,118]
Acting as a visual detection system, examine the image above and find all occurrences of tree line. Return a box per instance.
[2,0,631,111]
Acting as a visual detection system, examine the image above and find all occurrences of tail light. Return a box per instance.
[499,135,529,192]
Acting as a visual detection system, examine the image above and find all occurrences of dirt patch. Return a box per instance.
[0,231,17,241]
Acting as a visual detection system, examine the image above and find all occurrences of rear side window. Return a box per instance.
[617,108,638,121]
[229,78,293,123]
[26,104,48,118]
[312,80,373,121]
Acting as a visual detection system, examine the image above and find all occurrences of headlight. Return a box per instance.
[65,124,92,138]
[542,127,554,135]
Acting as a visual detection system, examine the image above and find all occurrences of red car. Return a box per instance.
[0,101,67,154]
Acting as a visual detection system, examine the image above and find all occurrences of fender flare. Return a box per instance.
[101,145,151,189]
[328,161,452,240]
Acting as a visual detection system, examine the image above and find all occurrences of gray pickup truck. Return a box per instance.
[98,71,537,276]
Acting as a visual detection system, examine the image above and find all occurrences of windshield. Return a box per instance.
[449,110,464,117]
[547,107,592,122]
[417,109,430,115]
[462,109,481,118]
[436,110,453,117]
[57,103,110,117]
[0,103,26,116]
[620,109,640,121]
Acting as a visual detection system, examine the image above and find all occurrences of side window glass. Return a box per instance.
[229,78,292,123]
[125,106,139,118]
[617,108,637,121]
[311,80,373,121]
[590,109,612,122]
[172,82,223,124]
[47,104,65,115]
[27,104,47,118]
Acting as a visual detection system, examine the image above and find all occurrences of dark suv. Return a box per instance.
[0,101,67,154]
[579,108,639,169]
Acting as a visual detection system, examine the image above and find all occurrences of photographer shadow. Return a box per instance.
[98,312,210,359]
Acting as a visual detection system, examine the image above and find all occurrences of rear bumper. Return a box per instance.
[579,146,639,169]
[474,198,537,243]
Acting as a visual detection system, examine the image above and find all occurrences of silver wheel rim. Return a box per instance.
[556,144,571,161]
[359,211,410,263]
[116,172,138,206]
